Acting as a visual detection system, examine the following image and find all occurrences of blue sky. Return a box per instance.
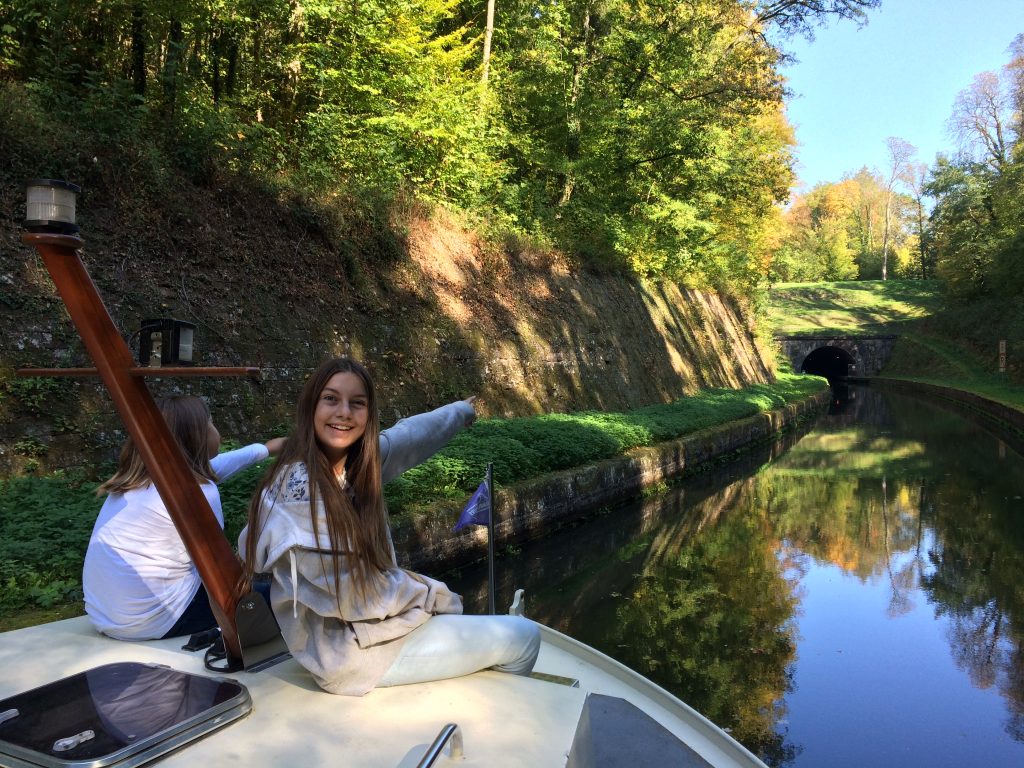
[778,0,1024,194]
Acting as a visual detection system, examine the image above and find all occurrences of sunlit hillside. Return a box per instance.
[767,280,1024,410]
[766,280,944,336]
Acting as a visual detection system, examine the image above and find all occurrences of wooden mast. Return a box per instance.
[22,232,245,660]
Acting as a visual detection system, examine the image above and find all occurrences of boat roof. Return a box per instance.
[0,617,765,767]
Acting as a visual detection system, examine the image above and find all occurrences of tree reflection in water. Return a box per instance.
[443,387,1024,766]
[920,450,1024,740]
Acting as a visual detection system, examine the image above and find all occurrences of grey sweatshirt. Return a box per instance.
[239,401,474,695]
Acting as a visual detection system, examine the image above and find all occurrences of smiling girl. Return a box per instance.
[239,357,539,696]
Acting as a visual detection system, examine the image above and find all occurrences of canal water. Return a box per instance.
[444,386,1024,767]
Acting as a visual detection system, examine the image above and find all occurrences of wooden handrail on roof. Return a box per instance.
[22,232,247,662]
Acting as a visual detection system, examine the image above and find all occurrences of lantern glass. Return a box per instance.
[139,319,196,367]
[25,179,81,234]
[177,325,194,363]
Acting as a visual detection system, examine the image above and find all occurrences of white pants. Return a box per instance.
[378,614,541,687]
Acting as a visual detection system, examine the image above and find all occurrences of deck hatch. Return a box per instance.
[0,662,251,768]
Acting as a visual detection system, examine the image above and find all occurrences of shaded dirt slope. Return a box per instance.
[1,163,774,476]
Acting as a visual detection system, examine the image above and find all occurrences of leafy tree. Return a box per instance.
[847,166,887,273]
[772,166,918,283]
[903,161,935,279]
[926,39,1024,299]
[880,137,916,280]
[926,157,990,296]
[0,0,885,292]
[492,0,796,286]
[772,181,859,281]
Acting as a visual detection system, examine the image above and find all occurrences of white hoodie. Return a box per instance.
[239,401,474,695]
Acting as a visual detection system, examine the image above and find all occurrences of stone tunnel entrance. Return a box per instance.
[777,335,897,379]
[801,345,856,381]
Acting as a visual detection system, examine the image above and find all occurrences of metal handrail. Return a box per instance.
[414,723,463,767]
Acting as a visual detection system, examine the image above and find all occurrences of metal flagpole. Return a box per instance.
[486,462,496,615]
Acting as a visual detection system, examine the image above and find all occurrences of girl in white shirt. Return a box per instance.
[83,395,282,640]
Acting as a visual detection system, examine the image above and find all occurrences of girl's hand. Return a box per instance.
[265,437,287,456]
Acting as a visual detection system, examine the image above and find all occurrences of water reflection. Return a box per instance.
[442,387,1024,767]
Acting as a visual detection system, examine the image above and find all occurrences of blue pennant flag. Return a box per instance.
[453,479,490,531]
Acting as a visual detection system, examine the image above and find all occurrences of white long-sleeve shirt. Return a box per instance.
[83,443,269,640]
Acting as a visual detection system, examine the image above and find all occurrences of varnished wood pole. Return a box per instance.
[17,366,261,378]
[23,233,243,659]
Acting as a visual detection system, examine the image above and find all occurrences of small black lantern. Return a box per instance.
[24,179,81,234]
[139,318,196,367]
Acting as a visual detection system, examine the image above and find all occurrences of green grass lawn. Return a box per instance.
[767,280,1023,413]
[881,330,1024,411]
[767,280,944,336]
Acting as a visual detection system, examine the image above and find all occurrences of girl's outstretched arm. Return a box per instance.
[379,400,477,484]
[265,437,287,456]
[212,441,274,482]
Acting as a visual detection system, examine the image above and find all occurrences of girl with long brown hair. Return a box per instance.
[84,395,283,640]
[240,358,539,696]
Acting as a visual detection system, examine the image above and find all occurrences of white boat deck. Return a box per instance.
[0,618,765,767]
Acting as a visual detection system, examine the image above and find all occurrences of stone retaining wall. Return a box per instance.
[394,389,830,570]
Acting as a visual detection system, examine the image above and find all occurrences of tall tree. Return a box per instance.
[949,71,1012,172]
[881,137,915,280]
[481,0,496,87]
[926,156,998,296]
[1007,34,1024,145]
[903,161,933,279]
[846,166,886,275]
[928,40,1024,299]
[772,181,859,281]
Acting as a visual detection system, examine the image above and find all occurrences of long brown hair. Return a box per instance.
[242,358,393,600]
[97,396,217,496]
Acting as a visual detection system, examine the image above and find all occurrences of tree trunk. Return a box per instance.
[161,19,183,117]
[559,3,595,207]
[212,30,222,105]
[881,192,891,280]
[480,0,496,87]
[916,199,927,279]
[226,37,238,98]
[130,3,146,96]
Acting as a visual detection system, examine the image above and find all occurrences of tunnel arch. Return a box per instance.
[778,335,896,378]
[801,345,856,381]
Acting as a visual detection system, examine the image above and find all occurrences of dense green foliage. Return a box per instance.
[384,372,827,512]
[0,374,826,614]
[928,154,1024,300]
[0,472,98,613]
[0,0,878,291]
[771,168,926,282]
